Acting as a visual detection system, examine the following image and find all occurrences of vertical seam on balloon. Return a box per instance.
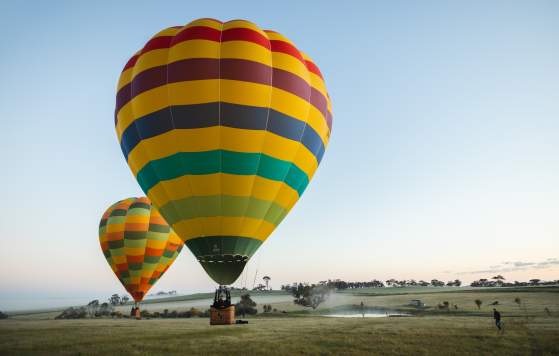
[164,24,205,242]
[122,199,136,299]
[145,205,158,295]
[244,28,275,247]
[132,199,146,301]
[217,21,224,256]
[255,43,313,236]
[114,200,129,286]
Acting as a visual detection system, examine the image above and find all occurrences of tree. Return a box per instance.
[492,275,505,286]
[263,276,271,290]
[514,297,522,308]
[97,302,113,316]
[109,294,121,306]
[120,295,129,305]
[529,279,541,286]
[235,293,257,317]
[431,279,445,287]
[475,299,482,310]
[86,300,100,317]
[0,311,8,319]
[385,279,397,287]
[292,283,333,309]
[454,279,462,287]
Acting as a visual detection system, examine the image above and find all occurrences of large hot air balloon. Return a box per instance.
[115,18,332,286]
[98,197,184,302]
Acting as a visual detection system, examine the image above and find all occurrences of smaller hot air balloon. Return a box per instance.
[99,197,183,316]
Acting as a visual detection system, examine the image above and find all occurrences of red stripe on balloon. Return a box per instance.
[221,27,270,49]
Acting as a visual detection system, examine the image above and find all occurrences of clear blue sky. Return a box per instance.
[1,0,558,310]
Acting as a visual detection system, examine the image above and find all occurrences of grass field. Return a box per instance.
[1,287,558,355]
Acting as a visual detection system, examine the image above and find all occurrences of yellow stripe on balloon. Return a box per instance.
[130,48,169,78]
[224,19,266,35]
[148,173,299,212]
[146,239,167,249]
[187,18,223,30]
[173,216,275,241]
[125,247,147,256]
[124,214,149,223]
[152,26,182,38]
[221,41,272,66]
[117,81,329,147]
[168,39,221,63]
[219,80,273,108]
[270,52,311,86]
[116,80,218,140]
[112,254,127,264]
[126,127,318,178]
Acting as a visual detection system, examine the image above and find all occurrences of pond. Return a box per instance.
[324,311,410,318]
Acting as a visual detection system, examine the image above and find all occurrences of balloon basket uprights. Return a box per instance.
[210,286,235,325]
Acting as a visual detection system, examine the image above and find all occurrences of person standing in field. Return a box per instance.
[360,301,365,318]
[493,308,502,331]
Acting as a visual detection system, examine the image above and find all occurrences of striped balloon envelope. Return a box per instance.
[115,18,332,285]
[99,197,184,302]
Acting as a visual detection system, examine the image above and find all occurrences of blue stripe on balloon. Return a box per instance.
[119,102,326,165]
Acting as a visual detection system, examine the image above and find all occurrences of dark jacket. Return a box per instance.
[493,310,501,321]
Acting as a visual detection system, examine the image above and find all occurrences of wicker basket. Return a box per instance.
[210,305,235,325]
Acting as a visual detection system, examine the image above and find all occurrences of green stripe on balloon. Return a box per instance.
[135,150,309,196]
[158,195,288,226]
[186,236,263,285]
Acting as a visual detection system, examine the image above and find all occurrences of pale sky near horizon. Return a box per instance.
[1,0,558,310]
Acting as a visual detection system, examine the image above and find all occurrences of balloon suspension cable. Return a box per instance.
[252,250,262,290]
[212,285,232,309]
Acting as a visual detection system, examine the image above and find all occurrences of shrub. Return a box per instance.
[189,307,201,317]
[292,283,333,309]
[140,309,152,318]
[475,299,482,309]
[55,307,87,319]
[0,311,8,319]
[200,309,211,318]
[236,294,258,316]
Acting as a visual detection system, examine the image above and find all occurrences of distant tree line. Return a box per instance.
[470,275,559,287]
[280,278,463,291]
[147,290,178,297]
[55,299,212,320]
[281,276,559,291]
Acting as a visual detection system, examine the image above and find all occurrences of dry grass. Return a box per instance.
[1,288,558,355]
[1,315,558,355]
